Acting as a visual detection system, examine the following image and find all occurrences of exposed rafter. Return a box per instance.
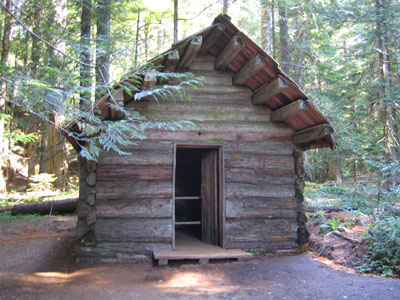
[252,77,288,105]
[177,36,202,69]
[293,124,333,145]
[143,70,157,89]
[164,50,179,72]
[215,35,244,70]
[233,54,265,85]
[110,88,125,120]
[199,22,225,55]
[271,99,309,121]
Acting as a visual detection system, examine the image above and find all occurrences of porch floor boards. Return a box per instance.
[153,230,252,266]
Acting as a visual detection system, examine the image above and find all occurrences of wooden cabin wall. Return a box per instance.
[77,55,301,261]
[130,55,298,252]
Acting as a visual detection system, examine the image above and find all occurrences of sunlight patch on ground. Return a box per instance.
[159,271,240,294]
[314,256,356,274]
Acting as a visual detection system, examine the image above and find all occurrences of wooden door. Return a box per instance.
[201,149,219,245]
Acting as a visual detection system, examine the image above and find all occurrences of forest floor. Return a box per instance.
[0,215,399,300]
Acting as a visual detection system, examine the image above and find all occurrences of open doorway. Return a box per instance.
[174,146,222,247]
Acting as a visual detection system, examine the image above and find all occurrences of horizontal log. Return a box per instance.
[252,77,289,105]
[129,89,252,105]
[177,35,202,69]
[0,198,77,215]
[199,22,225,55]
[168,73,232,86]
[224,152,295,170]
[225,167,295,185]
[226,205,297,219]
[122,140,174,151]
[225,183,295,198]
[145,129,293,143]
[140,109,269,122]
[223,140,293,155]
[293,124,334,144]
[270,99,309,121]
[96,198,172,218]
[215,35,245,69]
[98,149,173,166]
[185,84,251,95]
[225,218,298,241]
[145,120,293,135]
[95,218,172,242]
[189,54,215,71]
[76,242,171,258]
[225,240,298,251]
[164,50,179,72]
[96,180,173,200]
[131,101,269,116]
[96,166,172,181]
[226,196,298,210]
[187,69,234,81]
[233,54,265,85]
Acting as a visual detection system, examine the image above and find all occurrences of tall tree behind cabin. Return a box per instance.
[96,0,111,89]
[0,0,12,192]
[278,0,289,75]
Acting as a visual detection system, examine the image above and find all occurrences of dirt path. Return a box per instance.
[0,216,399,300]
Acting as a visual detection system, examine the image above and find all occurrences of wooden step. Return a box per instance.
[154,231,252,266]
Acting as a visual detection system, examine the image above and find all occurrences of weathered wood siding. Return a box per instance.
[93,54,298,257]
[94,141,175,257]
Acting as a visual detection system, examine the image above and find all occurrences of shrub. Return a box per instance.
[358,216,400,276]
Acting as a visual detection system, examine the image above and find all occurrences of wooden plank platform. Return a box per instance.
[153,230,252,266]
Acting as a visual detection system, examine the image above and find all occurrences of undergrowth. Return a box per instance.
[358,216,400,277]
[306,182,400,277]
[0,211,44,223]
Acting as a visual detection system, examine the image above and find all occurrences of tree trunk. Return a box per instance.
[96,0,111,89]
[375,0,399,167]
[223,0,229,14]
[327,155,343,183]
[134,8,140,68]
[0,0,13,192]
[144,24,149,61]
[260,1,272,54]
[174,0,178,42]
[80,0,92,110]
[278,0,290,75]
[44,118,68,190]
[271,0,276,58]
[41,0,68,190]
[0,198,77,215]
[31,4,41,77]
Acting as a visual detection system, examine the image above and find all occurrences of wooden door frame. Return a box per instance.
[172,143,225,249]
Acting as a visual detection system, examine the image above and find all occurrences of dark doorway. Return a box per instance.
[175,147,220,246]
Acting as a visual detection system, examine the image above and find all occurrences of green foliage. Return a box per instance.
[358,216,400,276]
[327,217,341,231]
[304,182,397,215]
[7,131,37,145]
[27,173,57,192]
[0,211,43,223]
[0,199,12,207]
[243,248,260,257]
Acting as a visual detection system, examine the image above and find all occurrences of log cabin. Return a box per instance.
[74,14,336,264]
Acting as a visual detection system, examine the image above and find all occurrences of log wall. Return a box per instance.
[77,55,302,262]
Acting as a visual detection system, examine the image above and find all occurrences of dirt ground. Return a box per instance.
[0,216,399,300]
